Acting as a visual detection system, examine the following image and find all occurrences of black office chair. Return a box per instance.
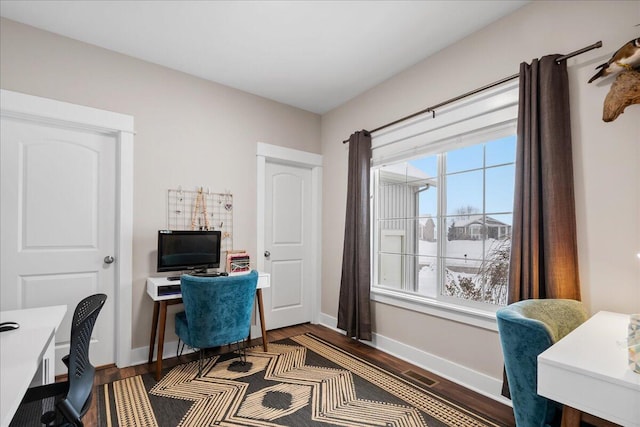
[11,294,107,427]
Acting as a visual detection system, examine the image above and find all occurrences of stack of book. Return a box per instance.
[226,250,250,274]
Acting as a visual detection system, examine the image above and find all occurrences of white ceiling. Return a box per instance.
[0,1,528,114]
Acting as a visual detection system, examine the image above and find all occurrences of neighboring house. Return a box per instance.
[448,215,511,241]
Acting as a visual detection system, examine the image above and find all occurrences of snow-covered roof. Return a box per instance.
[452,215,510,227]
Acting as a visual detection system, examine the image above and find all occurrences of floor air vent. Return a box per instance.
[402,370,437,387]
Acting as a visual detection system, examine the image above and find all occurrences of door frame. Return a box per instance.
[256,142,323,328]
[0,89,134,368]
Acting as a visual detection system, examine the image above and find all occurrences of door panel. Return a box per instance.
[264,162,312,329]
[1,117,116,372]
[271,260,303,309]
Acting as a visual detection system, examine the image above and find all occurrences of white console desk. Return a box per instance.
[538,311,640,427]
[0,305,67,427]
[146,273,270,381]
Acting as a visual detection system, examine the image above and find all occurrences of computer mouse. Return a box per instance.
[0,321,20,332]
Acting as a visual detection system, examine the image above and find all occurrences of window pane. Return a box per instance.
[378,163,420,220]
[477,235,510,305]
[442,257,484,301]
[444,223,485,262]
[486,135,516,167]
[379,163,409,182]
[484,213,512,240]
[418,256,437,298]
[417,217,438,247]
[444,215,485,303]
[446,170,483,216]
[409,156,437,178]
[378,221,407,255]
[486,164,515,213]
[417,185,437,217]
[447,144,483,173]
[377,182,412,220]
[379,252,404,288]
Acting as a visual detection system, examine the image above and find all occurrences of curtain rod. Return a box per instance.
[342,40,602,143]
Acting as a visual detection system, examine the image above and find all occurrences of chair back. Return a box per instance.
[61,293,107,423]
[496,299,587,427]
[179,271,258,349]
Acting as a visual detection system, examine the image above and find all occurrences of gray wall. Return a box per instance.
[321,0,640,383]
[0,17,321,350]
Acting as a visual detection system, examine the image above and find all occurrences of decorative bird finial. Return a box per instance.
[588,38,640,83]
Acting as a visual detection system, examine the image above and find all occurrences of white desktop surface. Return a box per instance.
[538,311,640,427]
[0,305,67,427]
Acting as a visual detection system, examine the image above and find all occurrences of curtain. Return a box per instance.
[508,54,581,303]
[337,130,372,341]
[502,54,581,397]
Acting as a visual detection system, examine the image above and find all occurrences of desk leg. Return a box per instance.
[561,405,581,427]
[256,289,268,352]
[155,301,168,381]
[148,301,160,364]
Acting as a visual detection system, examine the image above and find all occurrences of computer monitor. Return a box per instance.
[156,230,221,273]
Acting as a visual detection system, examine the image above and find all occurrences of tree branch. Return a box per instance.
[603,70,640,122]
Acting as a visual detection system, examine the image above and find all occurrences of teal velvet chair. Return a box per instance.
[496,299,588,427]
[175,270,258,376]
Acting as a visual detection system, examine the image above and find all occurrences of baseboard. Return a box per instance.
[129,340,196,367]
[318,312,511,407]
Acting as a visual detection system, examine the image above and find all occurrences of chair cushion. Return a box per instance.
[496,299,587,427]
[507,299,587,343]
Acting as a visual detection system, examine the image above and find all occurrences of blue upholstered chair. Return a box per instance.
[175,270,258,376]
[496,299,588,427]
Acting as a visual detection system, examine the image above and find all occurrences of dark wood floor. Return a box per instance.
[78,323,616,426]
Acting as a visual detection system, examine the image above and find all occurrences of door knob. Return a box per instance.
[104,255,115,264]
[264,251,271,258]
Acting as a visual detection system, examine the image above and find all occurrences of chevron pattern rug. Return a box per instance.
[98,333,508,427]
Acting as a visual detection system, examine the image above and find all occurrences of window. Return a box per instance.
[370,81,518,321]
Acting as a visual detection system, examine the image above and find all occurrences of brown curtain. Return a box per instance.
[508,54,581,303]
[337,130,372,341]
[502,54,581,397]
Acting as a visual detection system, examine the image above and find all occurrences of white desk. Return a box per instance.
[538,311,640,427]
[0,305,67,427]
[146,273,270,380]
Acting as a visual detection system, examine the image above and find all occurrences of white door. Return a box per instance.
[380,230,404,287]
[1,116,116,372]
[263,162,313,329]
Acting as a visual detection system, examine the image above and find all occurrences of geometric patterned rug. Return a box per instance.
[98,333,509,427]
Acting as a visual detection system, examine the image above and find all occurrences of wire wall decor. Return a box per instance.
[167,187,233,255]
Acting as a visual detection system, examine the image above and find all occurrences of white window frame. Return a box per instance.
[370,81,519,331]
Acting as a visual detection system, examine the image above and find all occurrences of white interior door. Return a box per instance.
[263,161,313,329]
[1,116,116,373]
